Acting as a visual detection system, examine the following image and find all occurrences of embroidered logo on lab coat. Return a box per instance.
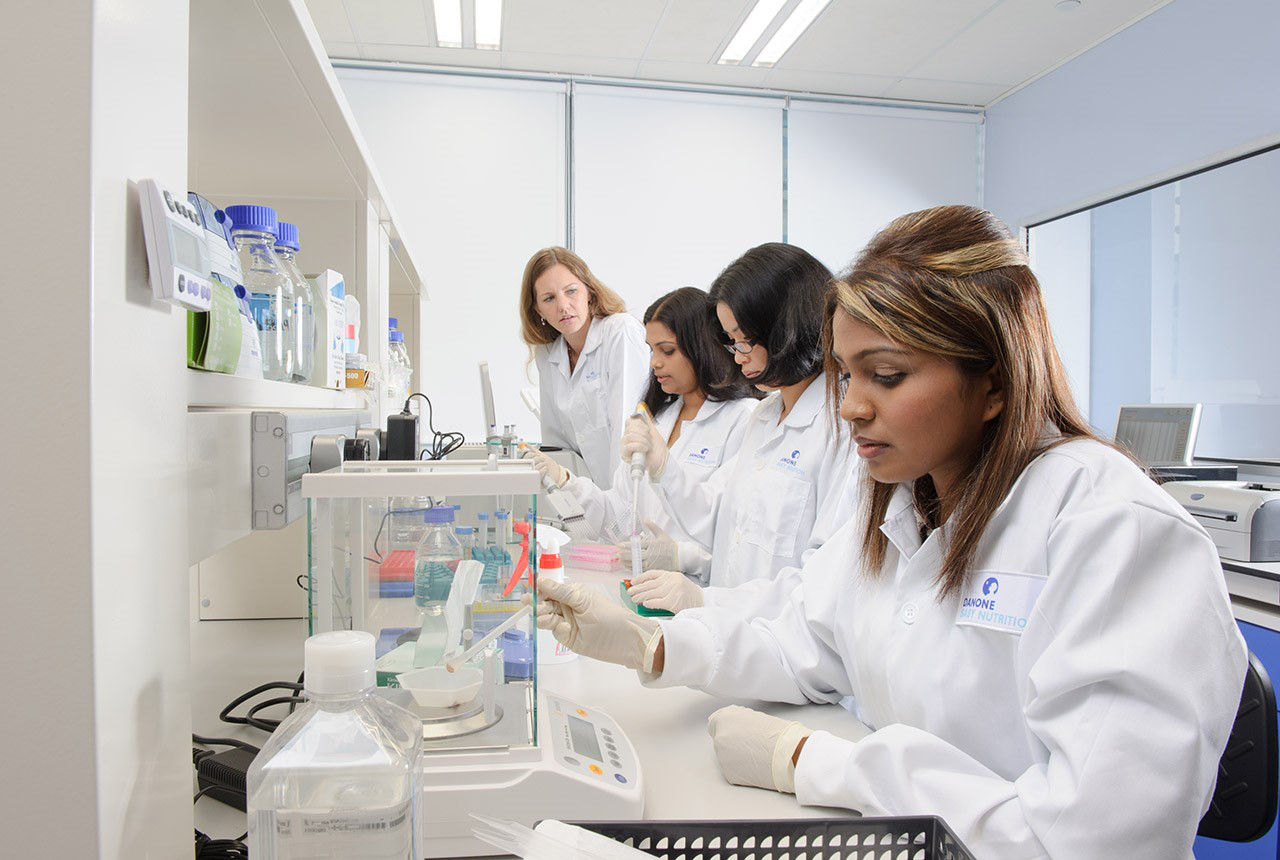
[774,449,805,477]
[583,370,601,382]
[685,446,721,466]
[956,570,1045,635]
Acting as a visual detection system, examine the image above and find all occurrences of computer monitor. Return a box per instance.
[1114,403,1201,467]
[479,361,497,440]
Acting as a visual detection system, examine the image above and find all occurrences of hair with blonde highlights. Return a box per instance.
[519,247,627,346]
[822,205,1103,599]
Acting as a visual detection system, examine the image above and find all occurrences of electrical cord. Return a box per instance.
[194,762,250,858]
[405,392,465,460]
[362,502,436,564]
[219,681,304,733]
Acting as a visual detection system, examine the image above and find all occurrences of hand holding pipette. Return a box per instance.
[619,403,667,480]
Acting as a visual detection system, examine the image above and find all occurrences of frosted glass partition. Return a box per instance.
[786,103,982,274]
[573,84,784,312]
[1027,145,1280,462]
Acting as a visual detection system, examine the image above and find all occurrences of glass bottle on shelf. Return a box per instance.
[273,221,315,384]
[223,204,295,382]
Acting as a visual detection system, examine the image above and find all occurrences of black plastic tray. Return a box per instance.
[566,816,976,860]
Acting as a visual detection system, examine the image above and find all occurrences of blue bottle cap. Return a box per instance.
[388,317,399,329]
[477,512,489,520]
[495,511,510,520]
[222,204,278,236]
[389,331,404,343]
[423,506,455,523]
[274,221,301,252]
[455,526,475,535]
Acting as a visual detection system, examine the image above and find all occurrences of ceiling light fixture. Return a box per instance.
[1055,0,1082,9]
[753,0,831,67]
[717,0,788,65]
[474,0,503,51]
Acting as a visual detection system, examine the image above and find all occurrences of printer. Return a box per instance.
[1163,481,1280,563]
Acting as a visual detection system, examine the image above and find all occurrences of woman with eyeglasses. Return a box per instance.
[520,247,649,489]
[620,243,859,613]
[528,288,759,579]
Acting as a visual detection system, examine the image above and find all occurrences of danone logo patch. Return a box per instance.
[685,446,720,466]
[775,449,804,476]
[956,571,1045,635]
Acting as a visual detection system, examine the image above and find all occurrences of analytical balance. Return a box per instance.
[303,459,644,858]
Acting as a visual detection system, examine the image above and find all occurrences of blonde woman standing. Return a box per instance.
[520,247,649,489]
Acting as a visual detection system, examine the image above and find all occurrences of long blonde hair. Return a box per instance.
[519,247,627,346]
[823,205,1101,599]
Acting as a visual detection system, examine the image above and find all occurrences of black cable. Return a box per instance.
[245,695,307,731]
[193,733,261,755]
[362,502,436,564]
[405,392,465,460]
[219,681,304,734]
[194,827,249,860]
[296,573,307,591]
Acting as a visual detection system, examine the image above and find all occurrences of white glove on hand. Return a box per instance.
[529,578,661,671]
[706,705,811,794]
[527,448,569,489]
[627,569,704,613]
[617,520,680,571]
[620,409,669,480]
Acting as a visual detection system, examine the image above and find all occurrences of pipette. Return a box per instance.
[629,405,648,584]
[443,604,532,672]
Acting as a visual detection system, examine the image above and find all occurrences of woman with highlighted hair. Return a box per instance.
[619,243,858,614]
[528,287,759,581]
[533,206,1245,858]
[520,247,649,490]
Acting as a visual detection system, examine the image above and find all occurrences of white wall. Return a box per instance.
[0,0,193,856]
[573,85,784,314]
[984,0,1280,231]
[787,103,982,275]
[338,70,567,444]
[1027,210,1092,422]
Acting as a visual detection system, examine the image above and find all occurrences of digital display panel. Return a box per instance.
[169,222,205,274]
[567,715,602,761]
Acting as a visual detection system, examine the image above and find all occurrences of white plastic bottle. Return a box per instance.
[274,221,315,383]
[224,204,295,382]
[247,630,421,859]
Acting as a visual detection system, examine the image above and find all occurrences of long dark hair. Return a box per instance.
[708,243,831,389]
[641,287,759,417]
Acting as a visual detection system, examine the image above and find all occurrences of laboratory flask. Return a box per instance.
[274,221,315,384]
[224,205,295,382]
[416,506,461,607]
[246,630,421,859]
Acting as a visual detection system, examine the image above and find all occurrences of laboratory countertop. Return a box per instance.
[190,568,870,857]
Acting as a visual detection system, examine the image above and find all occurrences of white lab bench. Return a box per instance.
[191,568,869,856]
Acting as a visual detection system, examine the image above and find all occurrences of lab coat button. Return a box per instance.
[901,602,918,624]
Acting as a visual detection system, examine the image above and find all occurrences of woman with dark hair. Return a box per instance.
[621,243,858,613]
[535,206,1244,859]
[529,287,758,582]
[520,246,649,489]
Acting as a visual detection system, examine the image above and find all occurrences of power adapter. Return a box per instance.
[196,747,256,811]
[386,411,419,460]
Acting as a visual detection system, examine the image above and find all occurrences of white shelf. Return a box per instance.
[188,0,426,297]
[186,369,369,410]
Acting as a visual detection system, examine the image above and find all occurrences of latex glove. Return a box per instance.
[627,569,704,613]
[620,408,669,480]
[617,520,679,571]
[706,705,811,794]
[527,448,569,489]
[528,578,661,671]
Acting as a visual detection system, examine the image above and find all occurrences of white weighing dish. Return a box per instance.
[398,666,484,708]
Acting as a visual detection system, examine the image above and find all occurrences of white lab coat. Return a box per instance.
[536,313,649,490]
[563,395,757,581]
[652,438,1246,859]
[654,376,857,604]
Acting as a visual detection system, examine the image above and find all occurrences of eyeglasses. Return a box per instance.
[722,340,755,356]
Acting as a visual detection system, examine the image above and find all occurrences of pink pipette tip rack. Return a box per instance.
[566,543,623,572]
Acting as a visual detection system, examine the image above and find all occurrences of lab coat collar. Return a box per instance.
[780,375,825,430]
[690,397,731,425]
[880,484,924,560]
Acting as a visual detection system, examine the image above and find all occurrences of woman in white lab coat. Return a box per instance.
[534,206,1246,859]
[529,287,759,580]
[520,247,649,490]
[621,243,858,613]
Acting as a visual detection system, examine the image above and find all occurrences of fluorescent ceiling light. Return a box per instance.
[475,0,503,50]
[754,0,830,67]
[718,0,787,65]
[434,0,463,49]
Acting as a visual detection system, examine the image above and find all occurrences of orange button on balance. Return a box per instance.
[588,764,603,776]
[576,709,588,717]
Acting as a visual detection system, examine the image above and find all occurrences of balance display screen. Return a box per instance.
[567,715,602,761]
[169,223,205,274]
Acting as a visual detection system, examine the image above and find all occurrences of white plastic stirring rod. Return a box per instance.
[443,604,532,672]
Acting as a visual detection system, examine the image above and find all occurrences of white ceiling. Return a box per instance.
[306,0,1171,107]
